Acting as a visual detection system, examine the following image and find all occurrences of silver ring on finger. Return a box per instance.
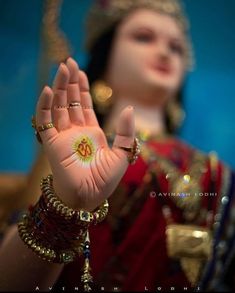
[68,102,81,108]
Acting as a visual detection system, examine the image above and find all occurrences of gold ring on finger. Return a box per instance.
[37,122,54,132]
[116,137,141,165]
[31,115,42,143]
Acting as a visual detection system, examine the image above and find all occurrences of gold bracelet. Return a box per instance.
[40,174,109,224]
[18,214,85,263]
[18,174,109,291]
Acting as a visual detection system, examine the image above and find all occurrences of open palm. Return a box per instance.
[36,58,135,211]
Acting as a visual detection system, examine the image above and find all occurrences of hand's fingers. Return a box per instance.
[66,58,85,126]
[112,106,135,149]
[79,70,99,127]
[52,63,71,131]
[36,86,58,143]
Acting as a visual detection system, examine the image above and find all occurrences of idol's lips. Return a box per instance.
[151,63,172,74]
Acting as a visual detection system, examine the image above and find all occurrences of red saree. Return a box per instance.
[55,136,235,292]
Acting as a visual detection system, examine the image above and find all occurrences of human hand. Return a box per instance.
[35,58,135,211]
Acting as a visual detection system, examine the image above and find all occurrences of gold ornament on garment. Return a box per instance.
[142,145,208,222]
[165,223,212,286]
[141,143,216,286]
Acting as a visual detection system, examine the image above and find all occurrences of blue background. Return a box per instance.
[0,0,234,172]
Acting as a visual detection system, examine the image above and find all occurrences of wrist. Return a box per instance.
[42,175,109,225]
[52,177,103,212]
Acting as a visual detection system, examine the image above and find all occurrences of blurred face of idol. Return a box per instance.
[105,9,187,106]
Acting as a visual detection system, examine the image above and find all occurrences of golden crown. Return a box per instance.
[85,0,194,70]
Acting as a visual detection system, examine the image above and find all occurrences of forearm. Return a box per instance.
[0,225,64,291]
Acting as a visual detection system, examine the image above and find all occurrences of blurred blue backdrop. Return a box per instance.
[0,0,234,172]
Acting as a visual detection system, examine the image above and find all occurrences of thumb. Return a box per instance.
[112,106,135,149]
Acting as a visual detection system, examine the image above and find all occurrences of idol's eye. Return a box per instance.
[132,32,154,43]
[169,41,185,56]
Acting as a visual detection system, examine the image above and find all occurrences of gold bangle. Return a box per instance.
[41,174,109,224]
[18,214,85,263]
[18,173,109,291]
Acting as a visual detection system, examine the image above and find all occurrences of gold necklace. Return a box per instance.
[140,138,215,286]
[141,140,208,222]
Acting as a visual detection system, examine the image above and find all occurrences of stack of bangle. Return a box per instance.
[18,174,109,291]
